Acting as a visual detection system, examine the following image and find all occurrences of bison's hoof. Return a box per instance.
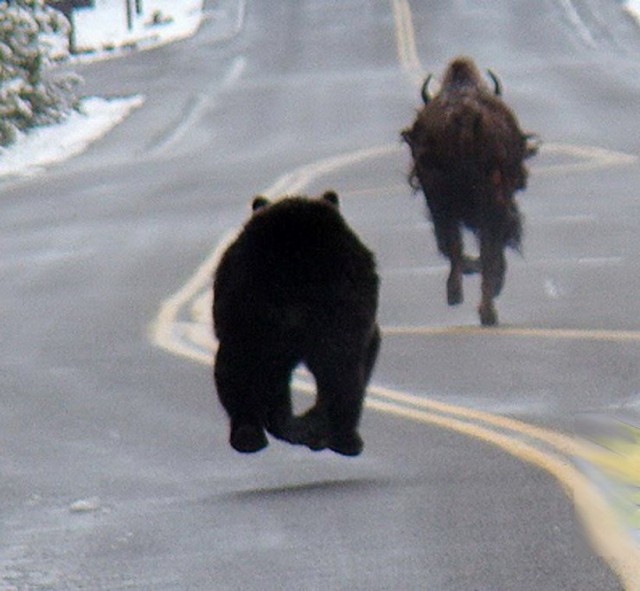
[447,284,463,306]
[230,424,268,453]
[479,304,498,327]
[328,431,363,457]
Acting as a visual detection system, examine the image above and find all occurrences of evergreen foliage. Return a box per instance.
[0,0,81,147]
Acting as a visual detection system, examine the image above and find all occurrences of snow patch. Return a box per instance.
[0,2,204,179]
[0,95,144,177]
[69,496,102,513]
[544,278,563,299]
[73,0,204,58]
[624,0,640,25]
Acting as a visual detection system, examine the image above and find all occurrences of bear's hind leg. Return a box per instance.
[363,326,381,384]
[287,402,331,451]
[307,355,368,457]
[263,363,299,444]
[214,345,268,453]
[230,421,268,453]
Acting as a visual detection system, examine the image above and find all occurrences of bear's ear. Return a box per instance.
[252,196,270,211]
[321,190,340,208]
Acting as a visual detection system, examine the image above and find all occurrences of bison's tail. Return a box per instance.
[505,202,523,253]
[408,166,422,192]
[401,129,422,192]
[523,132,541,159]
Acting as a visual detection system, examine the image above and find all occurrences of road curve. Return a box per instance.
[2,1,640,589]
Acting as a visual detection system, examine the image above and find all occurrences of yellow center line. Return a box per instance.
[391,0,422,84]
[367,396,640,591]
[368,383,584,455]
[384,324,640,342]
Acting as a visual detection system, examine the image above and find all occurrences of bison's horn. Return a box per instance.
[487,69,502,96]
[421,74,433,104]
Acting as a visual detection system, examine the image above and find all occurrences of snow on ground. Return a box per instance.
[0,1,203,179]
[3,0,635,181]
[624,0,640,25]
[0,96,144,178]
[73,0,203,58]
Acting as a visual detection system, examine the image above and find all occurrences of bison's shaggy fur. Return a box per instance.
[401,56,538,326]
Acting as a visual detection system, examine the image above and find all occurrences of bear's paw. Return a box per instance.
[230,424,268,453]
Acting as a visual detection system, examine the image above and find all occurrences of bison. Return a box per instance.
[401,56,539,326]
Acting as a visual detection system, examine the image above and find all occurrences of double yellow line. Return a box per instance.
[390,0,422,83]
[385,324,640,342]
[367,383,640,589]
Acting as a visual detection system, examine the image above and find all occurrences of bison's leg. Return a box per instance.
[433,218,465,306]
[478,232,507,326]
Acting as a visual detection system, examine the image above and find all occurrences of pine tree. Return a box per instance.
[0,0,81,147]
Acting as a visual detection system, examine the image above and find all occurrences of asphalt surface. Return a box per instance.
[2,0,640,589]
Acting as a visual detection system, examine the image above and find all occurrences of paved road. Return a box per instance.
[2,0,640,589]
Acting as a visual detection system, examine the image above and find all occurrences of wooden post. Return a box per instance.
[44,0,95,52]
[125,0,133,30]
[66,8,77,53]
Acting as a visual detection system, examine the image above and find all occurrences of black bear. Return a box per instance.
[213,190,380,456]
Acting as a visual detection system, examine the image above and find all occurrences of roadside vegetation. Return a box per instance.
[0,0,80,147]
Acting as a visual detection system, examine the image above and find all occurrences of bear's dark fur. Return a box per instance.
[213,191,380,456]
